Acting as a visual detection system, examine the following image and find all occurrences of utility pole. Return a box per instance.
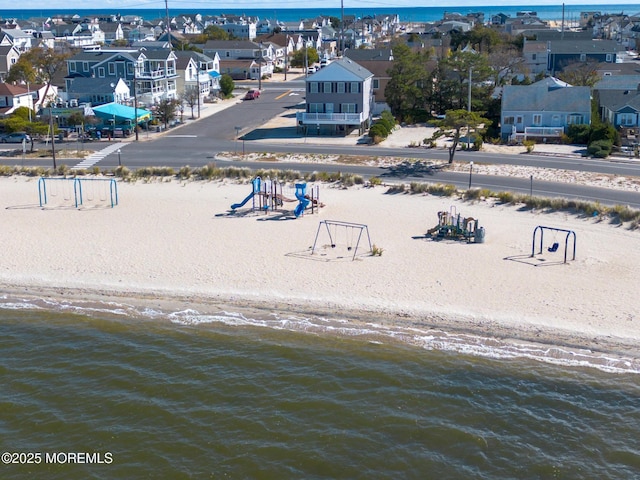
[340,0,344,56]
[467,65,472,149]
[284,34,288,81]
[134,59,139,141]
[49,106,56,171]
[165,0,171,51]
[258,42,263,91]
[197,59,201,118]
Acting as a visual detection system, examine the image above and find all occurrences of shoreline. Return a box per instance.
[1,176,639,369]
[2,284,640,372]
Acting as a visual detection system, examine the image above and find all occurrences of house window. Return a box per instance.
[98,67,105,77]
[532,53,537,61]
[503,116,514,125]
[323,82,332,93]
[580,53,586,62]
[109,63,115,75]
[373,79,379,89]
[606,53,612,62]
[567,114,584,125]
[309,82,318,93]
[516,116,523,124]
[350,82,359,93]
[337,82,345,93]
[533,114,542,126]
[308,103,323,113]
[341,103,356,113]
[69,62,76,73]
[618,113,635,126]
[83,61,89,72]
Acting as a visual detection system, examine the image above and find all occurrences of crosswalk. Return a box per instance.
[71,143,125,170]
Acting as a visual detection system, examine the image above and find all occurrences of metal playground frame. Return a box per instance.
[531,225,576,264]
[38,177,119,208]
[311,220,373,260]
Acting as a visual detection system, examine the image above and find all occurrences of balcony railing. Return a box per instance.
[509,125,564,142]
[524,126,564,136]
[297,112,365,124]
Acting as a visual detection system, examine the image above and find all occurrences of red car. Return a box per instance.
[244,89,260,100]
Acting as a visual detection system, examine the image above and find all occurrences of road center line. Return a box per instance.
[275,90,292,100]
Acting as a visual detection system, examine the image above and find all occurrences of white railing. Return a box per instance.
[139,70,165,79]
[524,126,564,137]
[297,112,365,124]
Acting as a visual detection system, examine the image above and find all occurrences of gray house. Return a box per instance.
[597,86,640,139]
[547,39,620,76]
[296,58,373,136]
[501,77,591,142]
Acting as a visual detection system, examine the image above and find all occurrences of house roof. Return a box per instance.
[548,39,621,54]
[598,89,640,112]
[0,82,29,96]
[594,75,640,91]
[502,82,591,113]
[67,77,123,94]
[307,58,373,82]
[344,48,393,61]
[204,40,257,50]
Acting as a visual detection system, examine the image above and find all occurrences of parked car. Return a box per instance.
[307,66,318,74]
[244,89,260,100]
[0,132,31,143]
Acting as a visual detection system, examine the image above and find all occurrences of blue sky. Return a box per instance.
[17,0,628,10]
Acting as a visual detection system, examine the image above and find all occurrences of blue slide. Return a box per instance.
[231,177,262,210]
[294,183,310,218]
[230,192,254,210]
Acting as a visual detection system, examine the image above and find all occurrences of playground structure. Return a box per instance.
[531,225,576,264]
[38,177,119,208]
[311,220,373,260]
[230,176,321,217]
[426,206,485,243]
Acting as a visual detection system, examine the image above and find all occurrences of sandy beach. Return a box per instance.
[1,174,639,362]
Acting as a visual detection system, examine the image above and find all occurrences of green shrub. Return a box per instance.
[522,139,536,153]
[368,176,382,186]
[368,123,389,139]
[566,124,590,144]
[587,140,612,158]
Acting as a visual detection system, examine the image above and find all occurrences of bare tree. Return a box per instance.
[557,59,600,87]
[488,45,525,86]
[182,88,199,119]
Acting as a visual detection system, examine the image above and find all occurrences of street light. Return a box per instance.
[468,161,474,189]
[234,126,241,154]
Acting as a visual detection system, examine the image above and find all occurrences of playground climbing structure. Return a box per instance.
[426,206,485,243]
[230,177,322,217]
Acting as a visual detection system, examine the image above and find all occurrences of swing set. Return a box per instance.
[531,225,576,264]
[38,177,119,208]
[311,220,373,260]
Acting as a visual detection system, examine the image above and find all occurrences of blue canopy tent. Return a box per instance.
[91,102,153,126]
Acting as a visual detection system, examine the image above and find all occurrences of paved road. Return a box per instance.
[3,86,640,208]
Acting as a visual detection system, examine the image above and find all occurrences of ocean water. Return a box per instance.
[12,4,640,24]
[1,295,639,479]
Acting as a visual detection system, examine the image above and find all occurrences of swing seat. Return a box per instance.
[547,242,559,253]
